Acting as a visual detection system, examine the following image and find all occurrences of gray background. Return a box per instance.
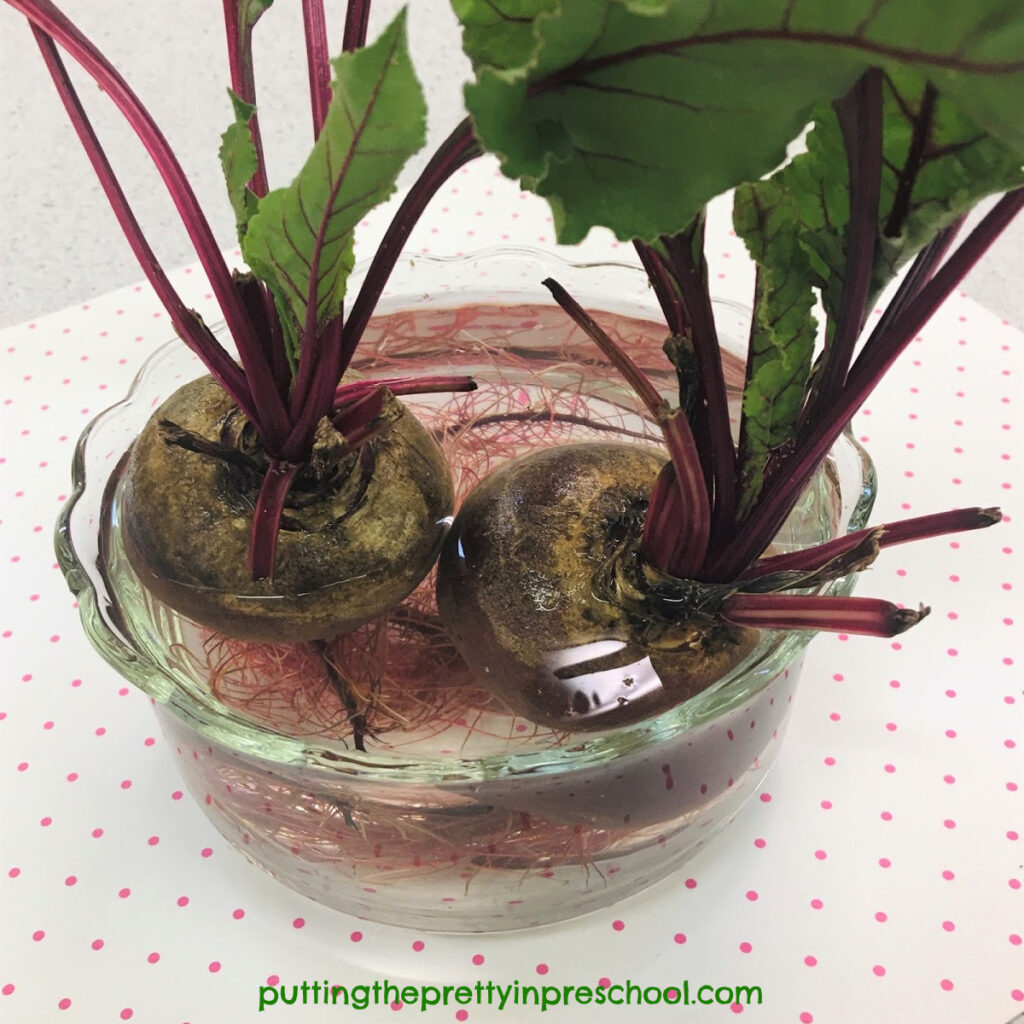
[1,0,1021,329]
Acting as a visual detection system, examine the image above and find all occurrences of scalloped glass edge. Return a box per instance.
[56,247,876,782]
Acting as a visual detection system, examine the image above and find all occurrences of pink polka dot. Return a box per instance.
[884,763,896,774]
[804,955,817,967]
[873,965,886,977]
[40,816,52,827]
[875,911,887,922]
[739,941,752,953]
[800,1014,814,1023]
[759,792,772,802]
[1010,934,1022,946]
[674,933,687,943]
[612,919,625,931]
[120,779,131,789]
[91,939,103,951]
[118,887,130,898]
[58,997,71,1010]
[940,979,954,992]
[810,899,824,910]
[684,878,697,889]
[879,858,892,869]
[942,870,955,880]
[64,875,76,887]
[943,819,956,829]
[942,920,955,932]
[745,890,759,901]
[267,975,279,986]
[730,1004,744,1014]
[147,952,160,964]
[209,961,221,973]
[120,1011,133,1021]
[32,929,44,941]
[536,963,548,975]
[1013,989,1024,1002]
[456,1012,468,1022]
[292,917,305,929]
[814,849,827,860]
[200,847,213,858]
[1009,831,1020,841]
[350,931,363,943]
[412,941,425,952]
[471,954,484,965]
[147,835,160,846]
[880,811,893,821]
[177,896,189,907]
[754,838,766,849]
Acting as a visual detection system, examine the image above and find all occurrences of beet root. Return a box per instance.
[121,375,453,643]
[436,442,757,731]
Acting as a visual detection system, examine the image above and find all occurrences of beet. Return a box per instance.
[122,375,453,644]
[436,442,757,730]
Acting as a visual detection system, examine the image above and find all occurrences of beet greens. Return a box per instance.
[457,0,1024,637]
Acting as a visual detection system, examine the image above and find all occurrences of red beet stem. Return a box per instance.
[284,317,345,459]
[342,0,372,52]
[542,277,667,418]
[806,69,883,414]
[332,385,388,437]
[339,119,482,371]
[846,216,964,397]
[335,375,476,405]
[30,27,263,428]
[721,594,929,636]
[249,460,301,581]
[301,0,332,138]
[657,410,712,577]
[641,463,686,568]
[633,241,688,336]
[743,506,1002,579]
[338,410,394,450]
[221,0,269,197]
[659,225,737,546]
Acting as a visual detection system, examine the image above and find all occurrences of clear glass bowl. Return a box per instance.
[56,249,875,932]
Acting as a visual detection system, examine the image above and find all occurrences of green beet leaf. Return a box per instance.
[457,0,1024,244]
[732,180,818,521]
[219,90,260,242]
[241,0,274,27]
[242,10,426,342]
[451,0,556,77]
[875,70,1024,288]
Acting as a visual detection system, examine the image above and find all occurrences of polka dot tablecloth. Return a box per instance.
[1,158,1020,1023]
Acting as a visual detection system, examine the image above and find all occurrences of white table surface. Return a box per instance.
[1,149,1021,1024]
